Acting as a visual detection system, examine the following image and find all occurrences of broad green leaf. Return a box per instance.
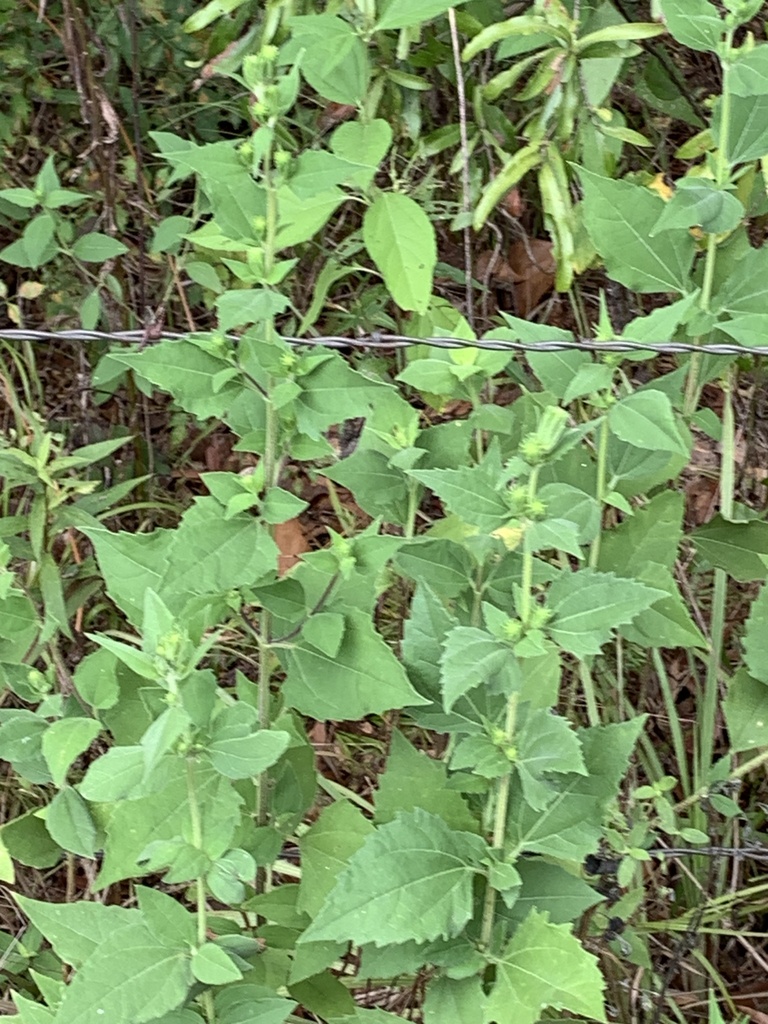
[724,669,768,752]
[731,45,768,97]
[137,886,196,948]
[293,355,391,437]
[717,247,768,318]
[407,465,510,532]
[0,213,56,269]
[401,584,457,701]
[325,449,411,524]
[440,626,512,710]
[79,746,145,802]
[191,942,242,984]
[41,718,101,787]
[375,730,478,831]
[485,910,606,1024]
[576,167,695,293]
[363,193,436,314]
[281,609,427,719]
[208,729,290,780]
[651,178,743,235]
[507,719,644,860]
[330,120,393,188]
[213,984,296,1024]
[743,584,768,683]
[658,0,722,52]
[13,895,138,968]
[598,490,683,573]
[547,569,665,657]
[71,232,129,262]
[619,568,706,649]
[1,810,61,869]
[515,707,586,811]
[376,0,467,30]
[719,314,768,348]
[55,920,192,1024]
[45,788,97,858]
[713,92,768,164]
[608,390,689,456]
[285,15,370,105]
[394,539,475,599]
[621,292,699,354]
[215,289,289,331]
[511,860,602,924]
[96,759,242,887]
[302,809,487,946]
[692,515,768,581]
[297,801,375,918]
[423,975,485,1024]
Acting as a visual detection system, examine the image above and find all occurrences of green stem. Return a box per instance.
[479,693,519,951]
[651,648,691,797]
[588,418,608,569]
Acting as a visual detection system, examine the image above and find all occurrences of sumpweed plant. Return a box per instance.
[2,2,768,1023]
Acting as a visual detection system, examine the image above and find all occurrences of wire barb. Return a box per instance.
[0,328,765,357]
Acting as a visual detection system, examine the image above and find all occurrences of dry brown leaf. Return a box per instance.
[508,238,556,317]
[318,102,357,133]
[274,518,310,577]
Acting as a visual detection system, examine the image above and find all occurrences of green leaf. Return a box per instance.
[71,232,129,262]
[547,569,665,657]
[13,895,137,968]
[79,746,146,802]
[302,809,487,946]
[516,707,587,811]
[691,515,768,581]
[1,810,61,869]
[375,730,478,831]
[286,14,370,105]
[208,729,290,780]
[41,717,101,787]
[440,626,511,710]
[407,465,510,532]
[0,213,57,269]
[298,801,375,919]
[363,193,437,314]
[658,0,722,52]
[191,942,242,985]
[485,910,607,1024]
[731,45,768,97]
[724,668,768,752]
[137,886,196,948]
[393,539,475,599]
[281,609,427,719]
[576,167,695,293]
[260,487,308,525]
[55,920,192,1024]
[325,449,411,524]
[512,860,602,924]
[96,759,242,887]
[330,120,393,187]
[608,390,689,456]
[215,289,289,331]
[508,718,644,860]
[713,91,768,164]
[376,0,467,30]
[423,976,485,1024]
[45,788,98,858]
[743,584,768,683]
[650,179,743,235]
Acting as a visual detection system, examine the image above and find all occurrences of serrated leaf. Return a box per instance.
[485,910,606,1024]
[423,975,485,1024]
[281,609,427,719]
[208,729,290,780]
[691,515,768,581]
[512,860,602,924]
[547,569,665,657]
[576,167,695,293]
[440,626,511,710]
[55,920,192,1024]
[375,730,478,831]
[608,390,689,456]
[302,809,487,946]
[13,896,138,968]
[298,801,376,919]
[363,193,436,314]
[407,465,510,532]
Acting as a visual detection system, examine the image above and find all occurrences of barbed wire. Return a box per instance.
[0,328,764,356]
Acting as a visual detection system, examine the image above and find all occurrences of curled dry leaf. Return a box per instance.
[476,239,556,317]
[318,102,357,133]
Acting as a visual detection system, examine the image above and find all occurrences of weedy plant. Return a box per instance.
[2,1,768,1023]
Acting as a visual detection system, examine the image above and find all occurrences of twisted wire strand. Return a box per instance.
[0,328,764,356]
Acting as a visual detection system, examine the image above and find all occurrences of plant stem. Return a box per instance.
[186,759,216,1022]
[588,418,608,569]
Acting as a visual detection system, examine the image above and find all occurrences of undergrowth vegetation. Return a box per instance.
[2,1,768,1022]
